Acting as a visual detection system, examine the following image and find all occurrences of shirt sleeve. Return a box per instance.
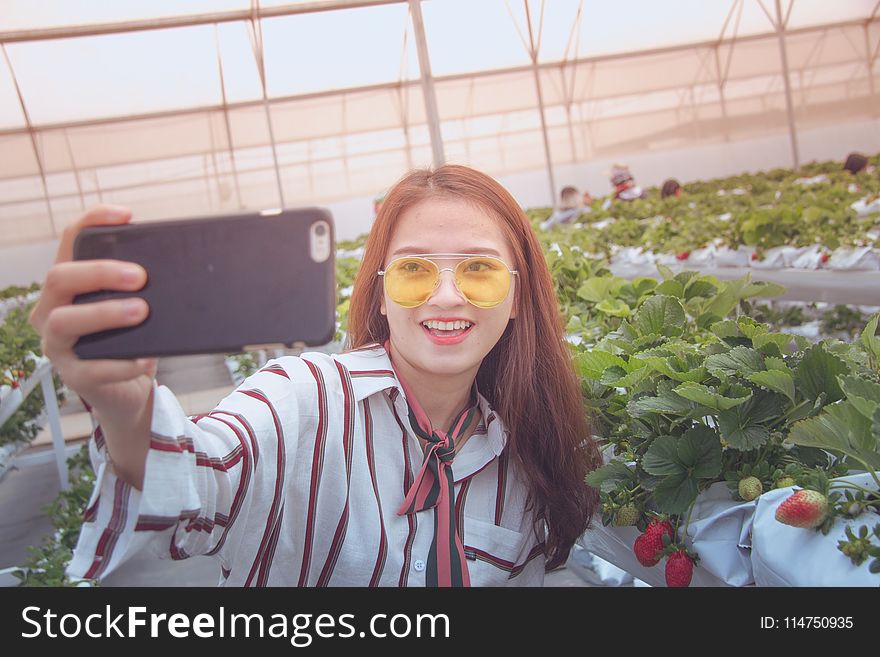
[67,357,314,582]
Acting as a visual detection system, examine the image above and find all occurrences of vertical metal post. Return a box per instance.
[775,0,800,168]
[215,23,244,208]
[248,3,285,207]
[714,46,730,142]
[524,0,557,206]
[63,129,87,211]
[865,23,876,114]
[408,0,445,167]
[2,44,56,237]
[40,371,68,490]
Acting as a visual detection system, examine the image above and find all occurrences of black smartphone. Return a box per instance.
[72,208,336,359]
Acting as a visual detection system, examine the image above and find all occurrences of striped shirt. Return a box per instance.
[68,344,547,586]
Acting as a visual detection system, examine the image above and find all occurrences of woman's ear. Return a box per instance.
[380,297,387,316]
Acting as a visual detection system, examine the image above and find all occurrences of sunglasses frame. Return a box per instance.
[377,253,519,308]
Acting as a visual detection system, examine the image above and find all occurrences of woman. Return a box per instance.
[30,164,600,586]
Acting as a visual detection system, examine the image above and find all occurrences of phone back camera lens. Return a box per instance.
[315,224,327,237]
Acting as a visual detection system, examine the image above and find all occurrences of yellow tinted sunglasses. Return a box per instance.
[378,253,518,308]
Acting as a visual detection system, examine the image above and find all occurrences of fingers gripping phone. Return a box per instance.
[72,208,336,359]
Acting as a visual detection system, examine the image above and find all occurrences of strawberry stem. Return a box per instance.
[830,482,880,498]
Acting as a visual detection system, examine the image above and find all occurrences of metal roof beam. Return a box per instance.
[0,0,404,43]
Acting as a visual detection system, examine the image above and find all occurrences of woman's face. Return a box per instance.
[380,196,517,379]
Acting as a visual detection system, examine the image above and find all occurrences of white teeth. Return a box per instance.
[422,320,472,331]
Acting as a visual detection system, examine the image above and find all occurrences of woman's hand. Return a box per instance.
[29,205,156,486]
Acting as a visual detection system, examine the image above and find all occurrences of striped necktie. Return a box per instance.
[388,349,475,587]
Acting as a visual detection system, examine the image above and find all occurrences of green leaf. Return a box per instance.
[741,281,786,299]
[717,394,777,450]
[860,313,879,357]
[642,436,683,476]
[652,475,699,515]
[673,381,752,410]
[628,392,695,418]
[655,279,684,298]
[636,354,706,383]
[684,279,718,301]
[787,402,880,471]
[596,299,631,317]
[752,332,802,355]
[737,317,767,340]
[584,460,637,493]
[764,356,790,372]
[600,365,651,388]
[656,263,674,280]
[634,295,686,338]
[749,369,796,404]
[796,345,850,404]
[686,424,724,478]
[642,427,722,514]
[838,375,880,421]
[631,277,658,296]
[702,287,739,320]
[705,346,765,378]
[574,350,627,380]
[710,320,743,340]
[577,276,621,303]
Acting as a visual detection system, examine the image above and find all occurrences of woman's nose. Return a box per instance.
[427,269,467,307]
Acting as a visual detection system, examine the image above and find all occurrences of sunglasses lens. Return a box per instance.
[456,257,511,308]
[384,256,512,308]
[384,257,438,307]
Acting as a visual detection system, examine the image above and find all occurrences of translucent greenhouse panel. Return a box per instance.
[787,0,871,29]
[0,173,43,206]
[0,200,54,245]
[434,71,537,120]
[0,51,26,129]
[347,150,411,196]
[235,167,284,209]
[260,3,417,97]
[575,0,769,60]
[7,26,222,125]
[228,106,273,148]
[0,134,38,178]
[3,0,248,32]
[63,113,219,169]
[43,172,81,200]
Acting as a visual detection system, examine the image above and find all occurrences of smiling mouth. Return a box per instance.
[421,319,474,337]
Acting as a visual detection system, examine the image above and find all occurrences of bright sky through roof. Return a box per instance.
[0,0,862,128]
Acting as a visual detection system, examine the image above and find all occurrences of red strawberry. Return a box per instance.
[751,251,760,261]
[633,533,662,567]
[665,550,694,587]
[11,381,20,389]
[775,489,829,528]
[633,519,674,567]
[676,251,690,261]
[647,518,674,540]
[820,252,830,263]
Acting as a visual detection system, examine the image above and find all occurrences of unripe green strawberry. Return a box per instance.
[774,477,796,489]
[613,504,639,527]
[665,550,694,587]
[738,476,763,501]
[775,490,829,528]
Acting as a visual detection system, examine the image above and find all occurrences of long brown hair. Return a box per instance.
[347,164,601,570]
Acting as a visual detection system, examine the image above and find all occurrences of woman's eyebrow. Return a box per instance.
[390,246,503,257]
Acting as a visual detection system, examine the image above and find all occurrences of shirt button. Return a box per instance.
[413,559,425,572]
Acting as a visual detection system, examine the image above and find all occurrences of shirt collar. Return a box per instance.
[332,344,508,464]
